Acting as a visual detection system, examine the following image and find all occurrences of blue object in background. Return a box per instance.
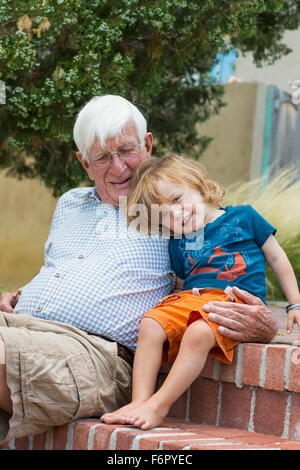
[210,50,238,83]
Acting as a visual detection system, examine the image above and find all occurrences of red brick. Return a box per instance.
[265,345,288,391]
[219,383,252,430]
[190,442,279,450]
[137,437,161,450]
[116,426,194,450]
[52,424,69,450]
[229,432,285,446]
[241,343,264,387]
[168,389,189,420]
[162,419,233,439]
[288,392,300,441]
[113,427,149,450]
[163,439,275,450]
[32,432,48,450]
[288,347,300,392]
[200,355,216,380]
[189,378,219,425]
[5,419,300,450]
[164,420,221,434]
[253,388,287,436]
[14,436,30,450]
[219,358,237,384]
[162,438,230,450]
[92,423,138,450]
[72,421,99,450]
[138,432,199,450]
[278,441,300,450]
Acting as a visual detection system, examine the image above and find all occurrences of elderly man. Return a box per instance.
[0,95,278,443]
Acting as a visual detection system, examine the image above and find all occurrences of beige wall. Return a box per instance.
[0,172,57,290]
[235,29,300,94]
[197,82,260,187]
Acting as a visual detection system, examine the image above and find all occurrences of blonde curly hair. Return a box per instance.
[126,154,225,235]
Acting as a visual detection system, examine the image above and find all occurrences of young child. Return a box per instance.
[100,154,300,430]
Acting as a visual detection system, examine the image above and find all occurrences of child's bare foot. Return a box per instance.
[100,401,145,425]
[127,399,169,430]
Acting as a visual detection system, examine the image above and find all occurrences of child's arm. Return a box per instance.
[262,235,300,334]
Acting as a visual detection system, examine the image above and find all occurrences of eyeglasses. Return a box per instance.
[89,144,144,169]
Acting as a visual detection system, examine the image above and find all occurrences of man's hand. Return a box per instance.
[202,286,278,343]
[0,289,22,313]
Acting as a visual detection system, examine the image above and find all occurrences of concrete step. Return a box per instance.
[2,418,300,450]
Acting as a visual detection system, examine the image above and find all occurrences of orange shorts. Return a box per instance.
[143,288,244,365]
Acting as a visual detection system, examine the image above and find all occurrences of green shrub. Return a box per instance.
[1,0,300,196]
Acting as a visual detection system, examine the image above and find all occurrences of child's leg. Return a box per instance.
[126,319,216,430]
[100,317,167,424]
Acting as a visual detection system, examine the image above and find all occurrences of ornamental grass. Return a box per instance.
[225,168,300,301]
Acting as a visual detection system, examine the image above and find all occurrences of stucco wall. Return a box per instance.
[197,82,262,187]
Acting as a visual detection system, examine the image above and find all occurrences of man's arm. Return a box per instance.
[202,286,278,343]
[0,288,23,313]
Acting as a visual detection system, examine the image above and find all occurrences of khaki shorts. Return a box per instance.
[0,311,132,444]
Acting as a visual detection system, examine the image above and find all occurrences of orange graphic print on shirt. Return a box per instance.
[188,246,247,282]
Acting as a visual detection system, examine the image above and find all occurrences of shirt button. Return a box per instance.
[36,306,42,312]
[96,230,101,235]
[77,254,84,259]
[54,272,60,277]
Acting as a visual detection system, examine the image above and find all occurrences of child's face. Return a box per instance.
[156,178,207,235]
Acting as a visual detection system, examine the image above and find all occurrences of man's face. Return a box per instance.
[76,121,153,206]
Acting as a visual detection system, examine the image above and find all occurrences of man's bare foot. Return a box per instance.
[126,399,169,430]
[100,401,145,425]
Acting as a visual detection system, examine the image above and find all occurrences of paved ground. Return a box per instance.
[269,303,300,345]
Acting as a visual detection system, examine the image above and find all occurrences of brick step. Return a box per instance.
[154,304,300,441]
[159,344,300,441]
[161,342,300,439]
[1,304,299,450]
[2,418,300,450]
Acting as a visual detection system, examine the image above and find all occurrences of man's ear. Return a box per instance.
[76,151,89,170]
[76,151,94,181]
[144,132,153,156]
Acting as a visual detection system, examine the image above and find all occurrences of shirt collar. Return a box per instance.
[91,186,101,201]
[87,186,119,211]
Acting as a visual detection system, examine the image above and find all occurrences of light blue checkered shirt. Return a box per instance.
[14,187,175,351]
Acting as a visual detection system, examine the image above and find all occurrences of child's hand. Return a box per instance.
[287,309,300,334]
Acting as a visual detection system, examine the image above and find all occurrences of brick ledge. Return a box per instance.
[2,418,300,450]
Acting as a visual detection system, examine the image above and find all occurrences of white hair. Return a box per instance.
[73,95,147,161]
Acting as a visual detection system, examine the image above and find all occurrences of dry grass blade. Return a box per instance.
[225,168,300,300]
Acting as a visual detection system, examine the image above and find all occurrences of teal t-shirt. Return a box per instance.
[169,205,277,304]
